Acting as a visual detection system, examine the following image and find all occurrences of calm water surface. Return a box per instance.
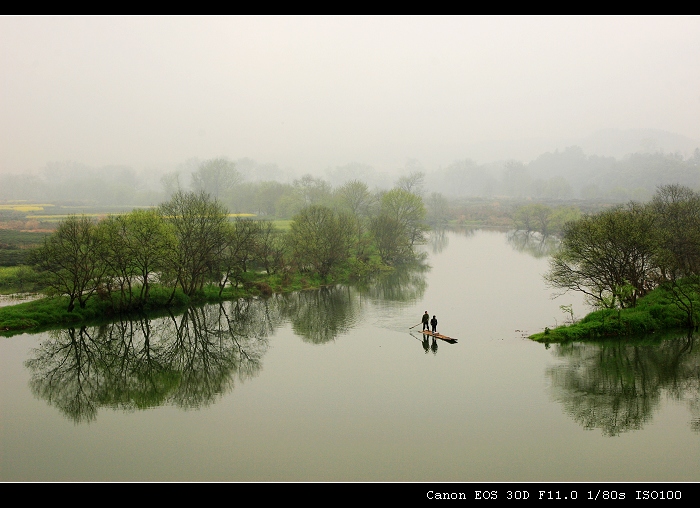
[1,229,698,481]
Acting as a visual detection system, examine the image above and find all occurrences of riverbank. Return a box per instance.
[529,284,697,343]
[0,263,394,336]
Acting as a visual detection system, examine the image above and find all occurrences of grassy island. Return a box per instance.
[529,184,700,344]
[0,266,392,336]
[530,285,698,343]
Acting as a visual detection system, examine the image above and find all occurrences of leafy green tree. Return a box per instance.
[545,203,657,309]
[255,181,290,216]
[550,207,582,235]
[336,180,375,219]
[254,220,285,275]
[31,215,106,312]
[650,184,700,277]
[370,213,411,264]
[336,180,376,255]
[100,209,173,306]
[125,209,174,302]
[512,204,534,233]
[159,190,229,297]
[649,184,700,327]
[510,202,578,236]
[217,218,262,296]
[99,215,137,305]
[379,188,428,246]
[274,175,332,218]
[368,188,428,264]
[287,205,353,278]
[531,203,555,236]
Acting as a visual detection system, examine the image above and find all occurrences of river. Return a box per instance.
[1,228,698,481]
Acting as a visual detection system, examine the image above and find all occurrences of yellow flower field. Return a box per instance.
[0,204,55,213]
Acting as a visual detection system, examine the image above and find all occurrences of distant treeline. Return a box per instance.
[2,147,699,210]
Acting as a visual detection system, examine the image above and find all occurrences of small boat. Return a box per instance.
[421,330,457,342]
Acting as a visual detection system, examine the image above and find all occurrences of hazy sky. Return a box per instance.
[2,15,699,175]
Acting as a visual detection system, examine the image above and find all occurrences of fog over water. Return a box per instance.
[2,15,699,183]
[1,17,700,483]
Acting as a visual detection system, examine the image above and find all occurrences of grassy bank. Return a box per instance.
[529,285,697,343]
[0,256,391,336]
[0,279,291,336]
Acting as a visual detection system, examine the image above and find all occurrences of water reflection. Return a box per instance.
[24,260,431,423]
[360,259,429,305]
[422,334,431,353]
[280,286,360,344]
[547,333,700,436]
[507,230,560,258]
[408,331,458,356]
[411,332,441,355]
[428,228,449,254]
[25,301,276,423]
[450,226,478,239]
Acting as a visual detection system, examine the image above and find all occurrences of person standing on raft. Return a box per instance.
[422,311,430,331]
[430,315,438,333]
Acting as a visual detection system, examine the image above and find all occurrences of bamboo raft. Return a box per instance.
[421,330,457,343]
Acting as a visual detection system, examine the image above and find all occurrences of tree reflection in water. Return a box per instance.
[428,228,449,255]
[547,332,700,436]
[279,286,360,344]
[25,299,279,423]
[24,261,430,422]
[507,230,560,258]
[360,259,429,305]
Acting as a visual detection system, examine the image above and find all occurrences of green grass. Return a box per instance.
[529,285,696,343]
[0,295,111,334]
[0,286,196,336]
[0,258,392,334]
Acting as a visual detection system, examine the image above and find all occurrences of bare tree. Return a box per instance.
[191,158,241,200]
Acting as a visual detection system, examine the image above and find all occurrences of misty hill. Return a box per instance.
[450,128,699,167]
[579,128,699,160]
[1,129,698,208]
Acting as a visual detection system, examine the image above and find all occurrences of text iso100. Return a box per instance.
[636,491,682,500]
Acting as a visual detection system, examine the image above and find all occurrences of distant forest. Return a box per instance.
[2,145,700,215]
